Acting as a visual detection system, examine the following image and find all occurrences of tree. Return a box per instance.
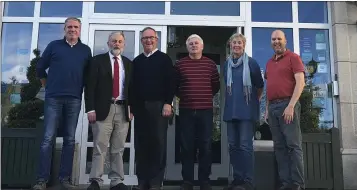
[6,49,44,128]
[300,58,324,133]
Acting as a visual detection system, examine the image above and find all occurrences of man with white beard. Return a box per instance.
[85,31,134,190]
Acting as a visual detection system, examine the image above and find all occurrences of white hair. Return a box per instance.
[108,31,125,42]
[186,34,204,45]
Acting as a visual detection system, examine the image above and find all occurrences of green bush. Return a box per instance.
[6,49,44,128]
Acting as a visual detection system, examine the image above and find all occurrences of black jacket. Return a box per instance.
[85,52,132,122]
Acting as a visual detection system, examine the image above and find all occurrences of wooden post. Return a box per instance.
[331,128,344,190]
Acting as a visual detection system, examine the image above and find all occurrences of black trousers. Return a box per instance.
[134,101,168,187]
[179,108,213,184]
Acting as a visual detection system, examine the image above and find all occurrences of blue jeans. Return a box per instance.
[227,120,255,184]
[37,97,81,182]
[179,108,213,184]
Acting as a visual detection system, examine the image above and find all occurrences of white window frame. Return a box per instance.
[86,1,246,27]
[1,0,337,184]
[244,2,337,145]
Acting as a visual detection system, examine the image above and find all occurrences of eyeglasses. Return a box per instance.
[141,36,157,41]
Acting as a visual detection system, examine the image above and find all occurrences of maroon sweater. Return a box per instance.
[175,56,220,109]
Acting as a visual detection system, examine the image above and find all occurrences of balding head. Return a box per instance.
[271,30,287,55]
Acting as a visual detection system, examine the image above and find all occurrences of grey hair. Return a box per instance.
[142,27,159,38]
[186,34,204,45]
[229,33,246,45]
[64,17,81,25]
[108,31,125,42]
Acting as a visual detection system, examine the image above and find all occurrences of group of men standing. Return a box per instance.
[32,16,305,190]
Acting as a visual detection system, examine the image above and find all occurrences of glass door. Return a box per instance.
[165,27,241,181]
[78,24,167,185]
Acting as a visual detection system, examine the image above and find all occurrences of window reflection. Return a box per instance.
[298,2,328,23]
[40,1,83,17]
[3,2,34,17]
[1,23,33,125]
[170,2,240,16]
[252,2,292,22]
[93,30,135,60]
[252,28,294,122]
[95,2,165,14]
[1,23,33,84]
[38,24,65,55]
[299,29,333,128]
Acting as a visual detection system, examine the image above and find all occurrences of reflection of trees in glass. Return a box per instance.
[5,49,44,128]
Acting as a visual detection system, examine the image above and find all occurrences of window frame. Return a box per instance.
[0,1,337,148]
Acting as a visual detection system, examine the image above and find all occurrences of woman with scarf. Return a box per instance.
[223,33,264,190]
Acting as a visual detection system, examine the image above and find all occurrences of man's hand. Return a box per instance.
[129,113,134,121]
[282,104,294,124]
[87,112,96,124]
[162,104,172,117]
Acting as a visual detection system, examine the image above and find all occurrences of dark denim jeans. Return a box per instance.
[37,96,82,183]
[179,108,213,184]
[227,120,255,184]
[268,100,304,188]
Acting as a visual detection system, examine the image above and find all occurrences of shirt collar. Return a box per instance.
[272,49,290,61]
[108,51,122,61]
[143,48,158,57]
[63,37,81,47]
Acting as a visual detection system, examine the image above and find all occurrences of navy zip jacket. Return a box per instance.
[36,37,92,99]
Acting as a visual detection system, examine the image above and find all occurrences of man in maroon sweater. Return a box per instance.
[264,30,306,190]
[174,34,220,190]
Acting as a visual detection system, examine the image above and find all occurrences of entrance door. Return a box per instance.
[79,24,167,185]
[165,26,241,181]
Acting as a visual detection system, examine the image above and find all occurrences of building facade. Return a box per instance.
[1,1,357,189]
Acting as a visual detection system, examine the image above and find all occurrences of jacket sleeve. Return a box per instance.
[84,56,98,113]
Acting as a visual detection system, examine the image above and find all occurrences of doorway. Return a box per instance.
[79,24,167,185]
[166,26,240,181]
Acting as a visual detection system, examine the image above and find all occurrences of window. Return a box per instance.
[92,30,135,60]
[38,24,65,55]
[1,23,33,84]
[252,2,292,22]
[298,2,328,23]
[94,2,165,14]
[1,23,33,124]
[170,2,240,16]
[252,27,294,124]
[3,2,34,17]
[299,29,333,129]
[40,2,83,17]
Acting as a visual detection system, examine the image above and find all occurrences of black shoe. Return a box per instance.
[110,183,127,190]
[148,186,161,190]
[200,182,212,190]
[223,179,245,190]
[291,184,302,190]
[277,184,290,190]
[235,182,254,190]
[180,181,193,190]
[133,182,148,190]
[87,181,100,190]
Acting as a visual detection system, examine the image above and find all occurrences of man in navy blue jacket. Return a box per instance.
[33,17,92,190]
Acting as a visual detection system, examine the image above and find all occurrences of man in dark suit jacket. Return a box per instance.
[85,31,133,190]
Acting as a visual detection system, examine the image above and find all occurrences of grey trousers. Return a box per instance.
[89,104,129,187]
[268,99,305,188]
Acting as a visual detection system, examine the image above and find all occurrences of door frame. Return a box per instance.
[78,24,167,185]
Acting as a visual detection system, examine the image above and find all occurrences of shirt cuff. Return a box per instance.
[87,110,95,113]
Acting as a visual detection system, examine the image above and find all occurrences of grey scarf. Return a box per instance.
[226,52,252,104]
